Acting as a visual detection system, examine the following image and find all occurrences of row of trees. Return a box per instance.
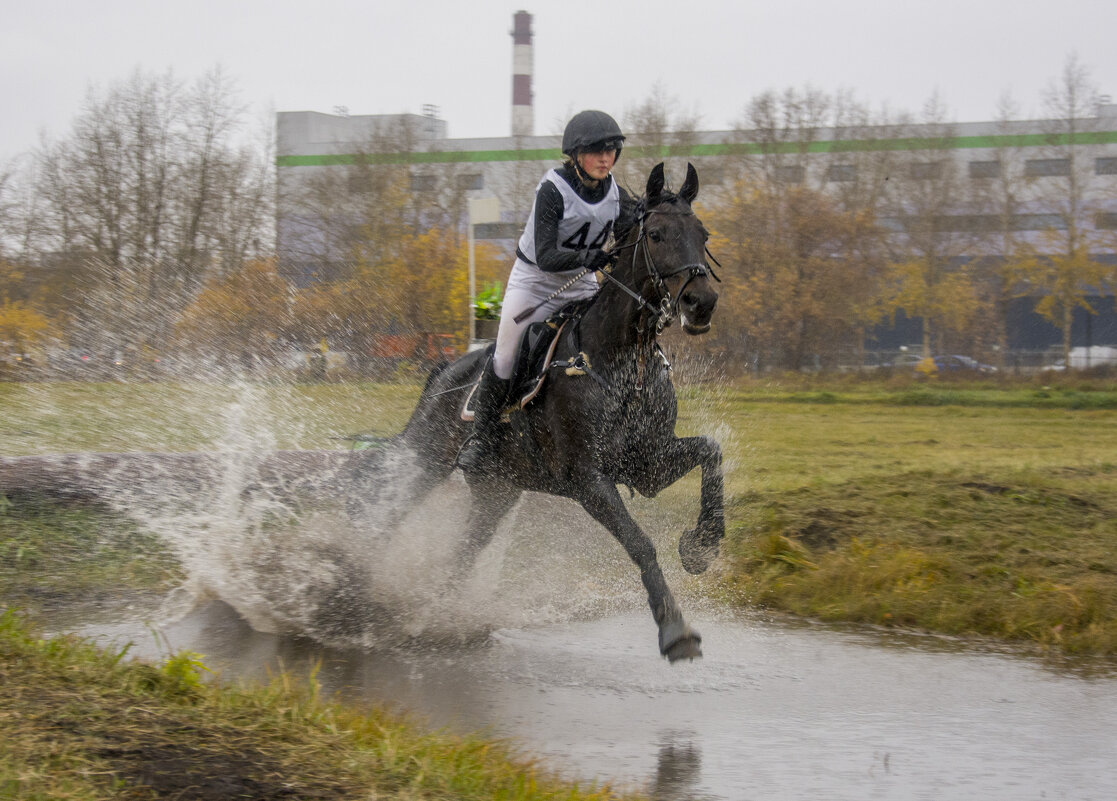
[630,57,1117,369]
[2,57,1116,377]
[1,67,274,367]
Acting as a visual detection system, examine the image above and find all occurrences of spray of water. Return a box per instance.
[39,375,659,651]
[11,344,731,651]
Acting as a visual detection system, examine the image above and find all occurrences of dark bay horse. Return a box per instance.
[356,163,723,661]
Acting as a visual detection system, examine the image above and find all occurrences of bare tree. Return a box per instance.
[618,83,703,195]
[1017,53,1114,366]
[965,91,1036,367]
[27,67,273,356]
[707,87,892,370]
[878,93,984,358]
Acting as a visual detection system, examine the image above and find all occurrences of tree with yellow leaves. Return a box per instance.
[706,181,886,371]
[1011,245,1112,364]
[0,298,55,370]
[175,260,292,370]
[1015,54,1117,366]
[291,226,505,362]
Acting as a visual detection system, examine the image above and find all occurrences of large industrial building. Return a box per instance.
[276,11,1117,365]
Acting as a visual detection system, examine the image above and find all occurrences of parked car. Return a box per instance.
[888,353,926,369]
[932,354,997,374]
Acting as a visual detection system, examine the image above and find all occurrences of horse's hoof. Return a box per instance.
[659,620,702,663]
[679,527,720,575]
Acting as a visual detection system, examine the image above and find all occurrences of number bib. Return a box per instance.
[516,168,620,266]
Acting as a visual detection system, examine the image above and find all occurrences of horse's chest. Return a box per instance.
[606,389,676,454]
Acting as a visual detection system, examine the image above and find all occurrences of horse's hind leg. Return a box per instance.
[577,475,701,662]
[453,475,522,576]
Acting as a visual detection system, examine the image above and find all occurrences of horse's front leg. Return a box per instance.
[640,435,724,575]
[577,475,702,662]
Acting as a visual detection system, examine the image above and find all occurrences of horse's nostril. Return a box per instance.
[682,291,696,306]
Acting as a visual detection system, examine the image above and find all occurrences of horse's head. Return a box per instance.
[628,162,719,335]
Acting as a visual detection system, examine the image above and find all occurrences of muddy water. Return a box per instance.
[77,596,1116,801]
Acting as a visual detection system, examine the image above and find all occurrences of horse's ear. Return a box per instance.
[646,162,666,203]
[680,162,699,204]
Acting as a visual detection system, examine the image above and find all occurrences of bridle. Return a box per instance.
[602,203,721,335]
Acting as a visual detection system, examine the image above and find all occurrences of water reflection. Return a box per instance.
[650,732,703,800]
[69,601,1117,801]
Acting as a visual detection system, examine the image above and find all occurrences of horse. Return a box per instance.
[354,162,723,662]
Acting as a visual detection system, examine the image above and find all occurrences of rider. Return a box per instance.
[458,109,635,472]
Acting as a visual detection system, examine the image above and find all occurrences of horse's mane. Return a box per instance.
[614,188,688,245]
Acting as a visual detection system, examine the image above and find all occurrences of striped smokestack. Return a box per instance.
[511,10,533,137]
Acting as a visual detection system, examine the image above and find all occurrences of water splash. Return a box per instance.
[8,361,727,651]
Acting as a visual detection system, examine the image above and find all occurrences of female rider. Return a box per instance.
[458,109,635,472]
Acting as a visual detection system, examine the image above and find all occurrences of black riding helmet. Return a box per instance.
[562,109,625,160]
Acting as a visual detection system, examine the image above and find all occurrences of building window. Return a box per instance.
[1013,213,1066,230]
[969,160,1001,179]
[933,215,999,233]
[456,173,484,190]
[909,161,943,180]
[1096,157,1117,176]
[1096,212,1117,229]
[827,164,857,182]
[1025,158,1070,177]
[410,174,437,191]
[774,165,804,184]
[878,213,1069,233]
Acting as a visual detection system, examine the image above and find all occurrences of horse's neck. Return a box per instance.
[580,254,656,362]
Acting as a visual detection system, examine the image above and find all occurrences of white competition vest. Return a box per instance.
[516,168,620,267]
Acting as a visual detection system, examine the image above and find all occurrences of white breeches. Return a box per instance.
[492,259,599,379]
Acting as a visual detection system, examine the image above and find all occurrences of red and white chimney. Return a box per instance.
[511,11,533,137]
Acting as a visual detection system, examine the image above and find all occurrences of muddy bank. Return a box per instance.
[0,450,361,502]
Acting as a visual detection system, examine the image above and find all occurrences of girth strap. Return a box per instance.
[549,351,611,390]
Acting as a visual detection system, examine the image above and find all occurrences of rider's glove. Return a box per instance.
[584,249,614,272]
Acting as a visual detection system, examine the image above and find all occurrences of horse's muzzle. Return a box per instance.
[679,287,718,335]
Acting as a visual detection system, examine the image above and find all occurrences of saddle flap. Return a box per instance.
[460,298,593,422]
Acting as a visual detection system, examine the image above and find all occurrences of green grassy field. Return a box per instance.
[674,377,1117,655]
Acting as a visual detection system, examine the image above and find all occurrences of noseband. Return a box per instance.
[603,205,721,335]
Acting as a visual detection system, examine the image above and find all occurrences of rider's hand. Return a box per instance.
[584,249,614,272]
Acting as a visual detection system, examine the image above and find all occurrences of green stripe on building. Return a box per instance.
[277,130,1117,167]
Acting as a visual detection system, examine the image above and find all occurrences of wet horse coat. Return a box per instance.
[356,163,723,661]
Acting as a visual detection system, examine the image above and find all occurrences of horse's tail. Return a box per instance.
[337,367,452,452]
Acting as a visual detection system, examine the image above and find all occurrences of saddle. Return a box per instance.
[461,298,593,421]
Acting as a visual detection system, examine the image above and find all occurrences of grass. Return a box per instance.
[0,497,183,613]
[3,375,1117,656]
[668,374,1117,655]
[0,609,637,800]
[719,467,1117,655]
[0,380,419,456]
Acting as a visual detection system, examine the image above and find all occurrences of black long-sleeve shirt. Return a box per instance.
[531,164,636,273]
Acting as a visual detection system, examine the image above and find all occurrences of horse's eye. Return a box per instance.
[648,230,663,243]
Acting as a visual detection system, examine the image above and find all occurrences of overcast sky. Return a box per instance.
[2,0,1114,162]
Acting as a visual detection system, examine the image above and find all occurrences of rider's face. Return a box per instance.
[577,147,617,181]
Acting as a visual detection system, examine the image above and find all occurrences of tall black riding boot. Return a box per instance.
[457,362,511,473]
